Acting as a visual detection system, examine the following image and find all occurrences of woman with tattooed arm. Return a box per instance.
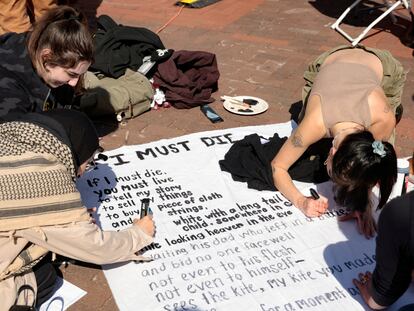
[271,46,403,238]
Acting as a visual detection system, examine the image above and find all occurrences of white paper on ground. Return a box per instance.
[39,277,86,311]
[77,122,414,311]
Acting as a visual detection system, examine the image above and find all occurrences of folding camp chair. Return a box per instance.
[331,0,411,46]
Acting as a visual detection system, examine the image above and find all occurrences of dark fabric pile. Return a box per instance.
[219,133,331,191]
[90,15,166,78]
[90,15,220,110]
[153,50,219,108]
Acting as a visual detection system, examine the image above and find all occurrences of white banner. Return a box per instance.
[77,122,414,311]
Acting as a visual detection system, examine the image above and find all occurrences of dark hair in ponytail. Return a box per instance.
[27,5,94,71]
[330,131,397,212]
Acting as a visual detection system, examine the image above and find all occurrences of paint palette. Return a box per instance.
[222,96,269,115]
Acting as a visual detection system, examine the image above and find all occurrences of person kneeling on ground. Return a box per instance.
[353,190,414,310]
[0,5,94,120]
[0,109,155,310]
[271,45,402,237]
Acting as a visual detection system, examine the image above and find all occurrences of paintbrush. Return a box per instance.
[221,95,259,107]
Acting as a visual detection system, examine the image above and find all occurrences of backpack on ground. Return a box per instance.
[80,69,154,120]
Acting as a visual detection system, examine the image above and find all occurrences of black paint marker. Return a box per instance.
[310,188,320,200]
[140,198,150,219]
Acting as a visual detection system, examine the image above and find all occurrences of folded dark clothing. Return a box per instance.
[153,50,219,108]
[219,133,330,191]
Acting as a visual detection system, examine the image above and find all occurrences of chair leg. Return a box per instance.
[352,0,403,45]
[402,0,411,8]
[384,0,398,23]
[331,0,364,30]
[331,0,404,46]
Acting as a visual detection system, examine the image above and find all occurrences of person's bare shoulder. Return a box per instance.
[301,95,326,136]
[368,88,395,140]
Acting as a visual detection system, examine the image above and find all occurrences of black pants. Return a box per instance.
[33,261,57,307]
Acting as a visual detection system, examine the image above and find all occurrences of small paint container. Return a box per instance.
[397,158,410,174]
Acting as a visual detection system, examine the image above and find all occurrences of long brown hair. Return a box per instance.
[27,6,94,73]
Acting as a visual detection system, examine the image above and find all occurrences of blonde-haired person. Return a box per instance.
[0,5,93,120]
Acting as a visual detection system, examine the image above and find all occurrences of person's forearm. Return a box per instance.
[21,221,153,265]
[272,165,305,210]
[354,275,387,310]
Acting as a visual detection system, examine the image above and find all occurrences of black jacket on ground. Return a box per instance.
[219,133,330,191]
[0,32,73,121]
[90,15,165,78]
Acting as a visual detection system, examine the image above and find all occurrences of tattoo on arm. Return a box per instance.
[291,132,303,148]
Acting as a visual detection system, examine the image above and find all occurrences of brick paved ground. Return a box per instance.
[61,1,414,310]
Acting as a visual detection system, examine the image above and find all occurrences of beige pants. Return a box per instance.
[0,0,56,34]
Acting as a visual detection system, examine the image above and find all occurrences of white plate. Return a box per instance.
[223,96,269,115]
